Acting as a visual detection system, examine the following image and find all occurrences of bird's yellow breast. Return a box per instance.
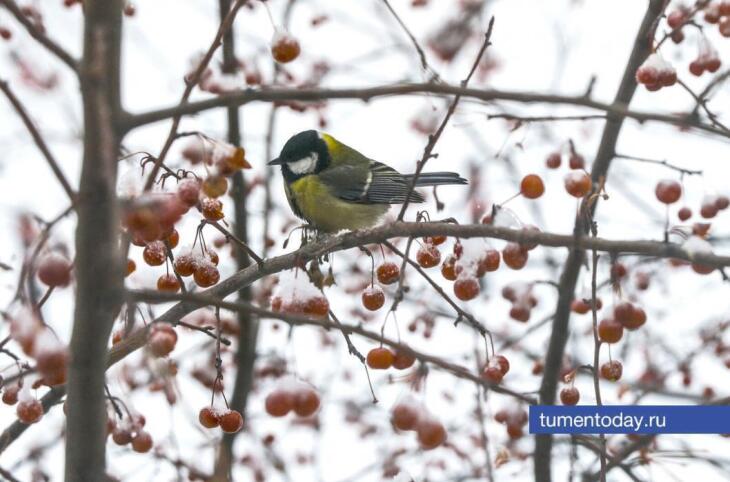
[288,175,388,232]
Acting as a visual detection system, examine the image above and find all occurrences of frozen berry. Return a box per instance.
[271,29,301,63]
[564,171,592,198]
[453,276,479,301]
[37,253,72,287]
[219,409,244,433]
[293,389,320,417]
[376,262,400,285]
[416,243,441,268]
[598,318,624,344]
[600,360,623,381]
[265,390,294,417]
[362,285,385,311]
[17,399,43,424]
[198,407,220,428]
[131,430,153,453]
[559,387,580,405]
[655,180,682,204]
[416,418,446,450]
[391,403,419,431]
[157,274,181,292]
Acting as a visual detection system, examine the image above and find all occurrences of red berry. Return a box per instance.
[655,180,682,204]
[17,399,43,424]
[441,255,457,281]
[453,276,479,301]
[265,390,294,417]
[559,387,580,405]
[494,355,510,375]
[678,206,692,221]
[392,350,416,370]
[569,153,585,170]
[600,360,623,381]
[416,244,441,268]
[715,195,730,210]
[303,296,329,318]
[173,253,195,277]
[142,241,167,266]
[667,9,687,29]
[689,60,705,77]
[0,27,11,40]
[112,427,132,445]
[598,318,624,344]
[126,259,136,277]
[502,243,528,270]
[177,178,201,206]
[571,299,590,314]
[376,262,400,284]
[201,198,224,221]
[482,365,503,384]
[636,66,659,85]
[564,171,592,198]
[546,152,561,169]
[700,202,718,219]
[416,418,447,450]
[391,403,420,431]
[366,347,394,369]
[198,407,220,428]
[2,386,19,405]
[157,274,181,292]
[37,253,72,287]
[219,409,244,433]
[193,262,220,288]
[148,324,178,357]
[520,174,545,199]
[362,285,385,311]
[293,389,320,417]
[131,430,153,453]
[271,30,301,63]
[509,303,531,322]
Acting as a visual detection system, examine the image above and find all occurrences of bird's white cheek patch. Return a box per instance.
[288,153,318,175]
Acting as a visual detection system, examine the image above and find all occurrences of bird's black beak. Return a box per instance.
[268,158,283,166]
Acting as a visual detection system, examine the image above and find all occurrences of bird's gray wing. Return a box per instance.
[363,161,424,204]
[319,162,424,204]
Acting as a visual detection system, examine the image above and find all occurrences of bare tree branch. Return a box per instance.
[534,2,665,480]
[0,0,78,71]
[65,1,124,480]
[0,79,76,204]
[120,84,730,140]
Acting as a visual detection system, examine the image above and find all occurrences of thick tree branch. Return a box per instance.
[0,0,78,71]
[65,1,124,480]
[534,2,665,480]
[120,84,730,140]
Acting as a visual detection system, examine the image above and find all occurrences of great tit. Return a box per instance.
[268,130,467,232]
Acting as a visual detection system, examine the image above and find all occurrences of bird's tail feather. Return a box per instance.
[404,171,468,186]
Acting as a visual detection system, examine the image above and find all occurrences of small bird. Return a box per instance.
[268,130,467,232]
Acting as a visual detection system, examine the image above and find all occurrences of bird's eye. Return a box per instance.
[287,152,318,175]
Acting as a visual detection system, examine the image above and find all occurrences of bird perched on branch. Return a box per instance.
[269,130,467,233]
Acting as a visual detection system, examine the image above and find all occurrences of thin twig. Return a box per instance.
[396,17,496,221]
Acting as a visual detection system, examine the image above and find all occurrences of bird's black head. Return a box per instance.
[268,130,331,182]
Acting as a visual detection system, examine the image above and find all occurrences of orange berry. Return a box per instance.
[219,409,244,433]
[131,430,153,453]
[293,389,320,417]
[126,259,136,277]
[201,198,224,221]
[271,29,301,63]
[391,403,420,431]
[202,175,228,198]
[502,243,528,270]
[598,318,624,344]
[198,407,220,428]
[16,399,43,424]
[193,262,220,288]
[265,390,294,417]
[441,255,457,280]
[376,262,400,285]
[453,276,479,301]
[416,244,441,268]
[520,174,545,199]
[366,347,394,369]
[142,241,167,266]
[112,427,132,445]
[416,418,447,450]
[600,360,623,381]
[361,285,385,311]
[157,274,181,293]
[564,171,592,198]
[173,253,195,277]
